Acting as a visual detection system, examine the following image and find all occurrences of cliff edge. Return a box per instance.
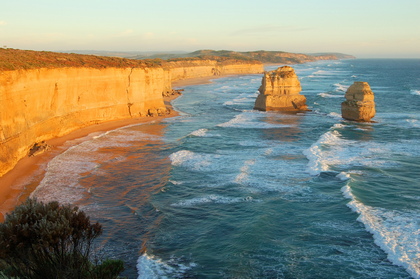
[0,49,263,177]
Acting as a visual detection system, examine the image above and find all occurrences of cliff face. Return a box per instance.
[166,60,263,81]
[0,60,263,177]
[132,50,356,64]
[254,66,308,111]
[341,81,375,122]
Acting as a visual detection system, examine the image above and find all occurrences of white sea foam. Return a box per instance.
[169,150,238,173]
[171,194,255,207]
[263,148,273,156]
[333,83,349,92]
[336,172,351,181]
[169,180,183,185]
[318,92,343,98]
[302,124,414,176]
[169,150,210,171]
[223,92,256,106]
[327,112,343,119]
[30,127,158,205]
[137,253,196,279]
[217,112,251,128]
[303,130,344,175]
[410,89,420,96]
[189,128,208,137]
[218,111,293,129]
[405,119,420,128]
[342,184,420,279]
[234,159,255,184]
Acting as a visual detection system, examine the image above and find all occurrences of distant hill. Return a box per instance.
[307,52,356,59]
[75,49,355,64]
[0,48,355,71]
[0,48,257,71]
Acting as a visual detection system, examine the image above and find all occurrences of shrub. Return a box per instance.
[0,199,124,279]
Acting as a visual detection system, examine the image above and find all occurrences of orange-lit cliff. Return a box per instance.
[0,50,263,177]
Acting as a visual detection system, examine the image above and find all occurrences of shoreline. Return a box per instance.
[0,75,237,220]
[0,73,258,221]
[0,95,180,221]
[172,76,218,88]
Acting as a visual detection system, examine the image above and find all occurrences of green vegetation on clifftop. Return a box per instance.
[125,49,356,64]
[0,48,163,71]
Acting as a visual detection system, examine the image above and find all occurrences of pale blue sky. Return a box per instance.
[1,0,419,58]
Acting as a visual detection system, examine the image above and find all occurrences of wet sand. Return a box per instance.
[172,76,215,88]
[0,74,242,221]
[0,96,180,221]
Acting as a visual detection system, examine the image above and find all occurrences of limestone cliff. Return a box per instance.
[166,59,263,82]
[254,66,308,111]
[341,81,375,122]
[0,55,263,177]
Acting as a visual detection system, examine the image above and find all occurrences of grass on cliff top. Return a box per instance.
[132,49,354,63]
[0,48,261,71]
[0,48,164,71]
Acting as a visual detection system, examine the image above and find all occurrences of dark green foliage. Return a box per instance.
[0,199,124,279]
[92,259,125,279]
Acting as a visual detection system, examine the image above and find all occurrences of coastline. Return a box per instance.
[172,76,218,88]
[0,94,180,221]
[0,74,239,221]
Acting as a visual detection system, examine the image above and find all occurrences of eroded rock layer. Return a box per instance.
[254,66,308,111]
[341,81,375,122]
[0,60,263,177]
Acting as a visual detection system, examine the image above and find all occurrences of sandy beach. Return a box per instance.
[172,76,215,88]
[0,75,227,221]
[0,95,181,221]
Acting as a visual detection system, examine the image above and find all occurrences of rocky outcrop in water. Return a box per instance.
[0,53,263,177]
[254,66,308,111]
[341,81,375,122]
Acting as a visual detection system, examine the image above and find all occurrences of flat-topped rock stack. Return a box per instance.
[341,81,376,122]
[254,66,308,111]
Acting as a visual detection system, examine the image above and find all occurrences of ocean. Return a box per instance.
[29,59,420,278]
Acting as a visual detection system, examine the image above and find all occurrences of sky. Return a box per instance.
[1,0,419,58]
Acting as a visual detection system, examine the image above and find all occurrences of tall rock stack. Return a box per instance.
[341,81,375,122]
[254,66,308,111]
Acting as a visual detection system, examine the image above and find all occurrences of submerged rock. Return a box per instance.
[341,81,375,122]
[254,66,308,111]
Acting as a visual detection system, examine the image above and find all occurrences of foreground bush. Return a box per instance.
[0,199,124,279]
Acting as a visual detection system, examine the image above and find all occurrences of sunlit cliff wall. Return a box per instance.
[0,60,263,176]
[167,60,264,81]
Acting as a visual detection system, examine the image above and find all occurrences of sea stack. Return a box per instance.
[254,66,308,111]
[341,81,375,122]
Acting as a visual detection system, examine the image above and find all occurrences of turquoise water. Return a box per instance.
[31,59,420,278]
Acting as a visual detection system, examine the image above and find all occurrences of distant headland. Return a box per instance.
[0,47,353,178]
[0,48,355,71]
[57,49,356,65]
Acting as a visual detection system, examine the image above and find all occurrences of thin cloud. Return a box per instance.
[231,25,311,36]
[143,32,154,39]
[120,29,134,36]
[0,21,7,26]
